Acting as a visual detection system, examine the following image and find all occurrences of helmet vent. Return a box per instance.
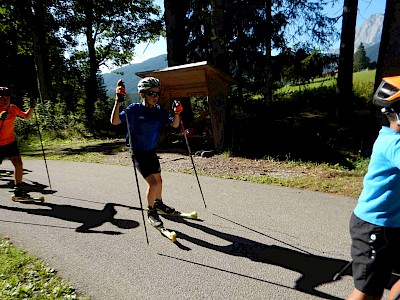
[379,83,399,99]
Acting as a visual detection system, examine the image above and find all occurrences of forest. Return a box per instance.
[1,0,399,167]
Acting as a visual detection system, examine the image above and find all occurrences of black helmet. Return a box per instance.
[373,76,400,109]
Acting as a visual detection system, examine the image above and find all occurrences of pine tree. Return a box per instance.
[353,43,370,72]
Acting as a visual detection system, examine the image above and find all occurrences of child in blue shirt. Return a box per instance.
[110,77,182,227]
[347,76,400,300]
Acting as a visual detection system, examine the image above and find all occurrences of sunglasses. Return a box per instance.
[145,91,160,97]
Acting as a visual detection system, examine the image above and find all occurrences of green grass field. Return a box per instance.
[276,69,376,94]
[353,69,376,83]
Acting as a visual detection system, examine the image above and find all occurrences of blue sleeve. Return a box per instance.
[119,109,126,124]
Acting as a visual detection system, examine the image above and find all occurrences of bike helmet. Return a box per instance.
[137,77,160,93]
[373,76,400,109]
[0,87,11,97]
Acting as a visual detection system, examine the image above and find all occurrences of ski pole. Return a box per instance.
[174,101,207,208]
[32,64,53,192]
[33,104,52,192]
[119,81,149,244]
[333,260,352,281]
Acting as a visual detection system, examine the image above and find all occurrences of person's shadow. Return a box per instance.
[161,215,400,300]
[0,202,138,234]
[0,168,56,195]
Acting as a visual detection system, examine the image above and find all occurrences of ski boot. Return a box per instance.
[147,206,163,227]
[154,199,175,214]
[13,183,31,199]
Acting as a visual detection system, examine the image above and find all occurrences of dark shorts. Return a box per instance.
[0,141,20,164]
[349,213,400,296]
[132,148,161,179]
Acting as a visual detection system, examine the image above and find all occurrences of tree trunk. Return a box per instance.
[31,0,51,102]
[164,0,189,67]
[210,0,227,72]
[263,0,272,104]
[336,0,358,120]
[374,1,400,90]
[83,0,98,130]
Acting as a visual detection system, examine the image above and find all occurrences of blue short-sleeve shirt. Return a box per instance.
[354,126,400,227]
[120,103,171,151]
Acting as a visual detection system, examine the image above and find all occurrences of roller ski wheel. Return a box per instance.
[155,225,177,242]
[11,195,45,202]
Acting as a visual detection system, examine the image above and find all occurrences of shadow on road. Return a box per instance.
[161,213,399,300]
[0,168,56,195]
[0,202,139,235]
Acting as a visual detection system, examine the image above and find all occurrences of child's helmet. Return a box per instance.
[373,76,400,109]
[0,87,11,97]
[137,77,160,93]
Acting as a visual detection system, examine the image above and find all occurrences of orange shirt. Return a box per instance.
[0,105,27,146]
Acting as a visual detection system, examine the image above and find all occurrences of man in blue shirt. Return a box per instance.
[347,76,400,300]
[110,77,182,227]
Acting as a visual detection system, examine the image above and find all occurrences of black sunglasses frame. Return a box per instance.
[145,91,160,97]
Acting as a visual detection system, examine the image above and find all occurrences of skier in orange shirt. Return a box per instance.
[0,87,35,197]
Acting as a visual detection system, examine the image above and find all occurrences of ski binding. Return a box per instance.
[11,195,45,202]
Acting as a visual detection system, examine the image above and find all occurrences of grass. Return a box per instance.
[353,69,376,83]
[276,69,376,94]
[0,238,88,300]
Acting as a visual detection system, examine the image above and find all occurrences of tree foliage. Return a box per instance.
[53,0,164,130]
[169,0,340,100]
[1,0,359,146]
[0,0,164,133]
[353,43,370,72]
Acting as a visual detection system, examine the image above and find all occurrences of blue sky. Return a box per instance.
[102,0,386,72]
[354,0,385,27]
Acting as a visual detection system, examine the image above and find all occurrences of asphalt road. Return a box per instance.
[0,159,395,299]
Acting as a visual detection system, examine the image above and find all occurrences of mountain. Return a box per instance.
[102,54,168,100]
[365,42,380,63]
[354,13,383,49]
[353,13,384,63]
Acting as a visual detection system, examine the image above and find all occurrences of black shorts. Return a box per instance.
[349,213,400,296]
[132,148,161,179]
[0,141,20,164]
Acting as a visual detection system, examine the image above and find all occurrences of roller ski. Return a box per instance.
[148,206,177,242]
[154,225,177,242]
[11,195,45,202]
[11,184,44,202]
[0,171,12,177]
[153,199,198,219]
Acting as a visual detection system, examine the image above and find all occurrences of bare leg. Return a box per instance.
[144,173,162,207]
[346,288,381,300]
[9,156,23,185]
[389,279,400,300]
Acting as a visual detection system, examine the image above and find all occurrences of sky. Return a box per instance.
[101,0,386,73]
